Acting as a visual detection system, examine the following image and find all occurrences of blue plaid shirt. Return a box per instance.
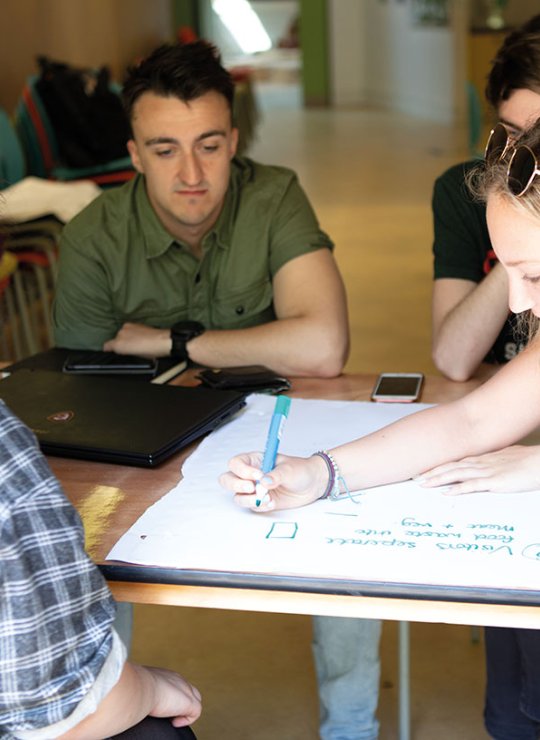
[0,400,118,738]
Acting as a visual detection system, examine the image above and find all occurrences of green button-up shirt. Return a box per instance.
[53,157,333,350]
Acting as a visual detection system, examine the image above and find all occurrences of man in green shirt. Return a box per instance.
[53,41,349,378]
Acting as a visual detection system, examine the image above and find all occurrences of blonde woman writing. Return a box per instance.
[221,119,540,740]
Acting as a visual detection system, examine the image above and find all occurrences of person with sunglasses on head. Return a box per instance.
[221,118,540,739]
[431,14,540,382]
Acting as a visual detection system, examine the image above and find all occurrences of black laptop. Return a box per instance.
[0,369,246,467]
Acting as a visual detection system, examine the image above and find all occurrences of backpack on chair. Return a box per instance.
[34,55,131,169]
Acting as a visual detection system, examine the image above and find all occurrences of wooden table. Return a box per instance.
[48,371,540,629]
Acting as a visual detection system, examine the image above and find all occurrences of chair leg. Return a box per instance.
[4,283,23,359]
[33,264,54,347]
[399,620,411,740]
[0,298,10,360]
[12,270,38,355]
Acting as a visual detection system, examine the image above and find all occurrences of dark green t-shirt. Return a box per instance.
[53,157,333,350]
[432,160,522,364]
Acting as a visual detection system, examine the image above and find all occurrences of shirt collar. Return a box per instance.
[135,158,253,257]
[134,175,177,259]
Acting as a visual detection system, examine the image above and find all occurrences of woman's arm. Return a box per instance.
[221,338,540,509]
[417,445,540,494]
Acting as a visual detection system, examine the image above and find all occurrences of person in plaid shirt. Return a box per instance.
[0,400,201,739]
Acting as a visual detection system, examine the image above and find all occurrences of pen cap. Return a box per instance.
[274,395,291,416]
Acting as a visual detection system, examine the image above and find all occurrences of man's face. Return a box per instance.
[127,91,238,241]
[498,88,540,137]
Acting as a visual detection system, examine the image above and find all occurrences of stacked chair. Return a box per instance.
[0,107,62,360]
[0,249,22,360]
[1,56,133,360]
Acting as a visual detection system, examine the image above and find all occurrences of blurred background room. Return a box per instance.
[1,1,538,737]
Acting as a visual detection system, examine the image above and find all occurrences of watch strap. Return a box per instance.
[170,321,205,359]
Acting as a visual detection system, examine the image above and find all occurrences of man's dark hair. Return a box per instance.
[122,40,234,122]
[486,14,540,108]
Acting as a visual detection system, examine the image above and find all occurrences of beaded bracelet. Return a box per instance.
[312,450,351,501]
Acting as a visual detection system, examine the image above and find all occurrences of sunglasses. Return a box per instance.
[484,122,513,165]
[485,122,540,197]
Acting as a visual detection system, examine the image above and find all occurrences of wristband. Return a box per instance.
[312,450,351,500]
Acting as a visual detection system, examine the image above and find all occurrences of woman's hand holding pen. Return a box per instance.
[417,445,540,495]
[219,452,327,511]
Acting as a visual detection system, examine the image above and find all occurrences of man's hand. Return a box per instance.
[59,661,201,739]
[144,666,202,727]
[103,322,171,358]
[417,445,540,494]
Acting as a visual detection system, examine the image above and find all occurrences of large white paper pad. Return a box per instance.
[107,395,540,593]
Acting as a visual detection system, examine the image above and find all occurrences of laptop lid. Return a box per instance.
[0,370,246,467]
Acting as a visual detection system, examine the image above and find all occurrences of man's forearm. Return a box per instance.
[186,249,349,377]
[105,318,349,377]
[58,663,156,739]
[103,249,350,376]
[187,316,349,377]
[59,662,201,739]
[432,266,509,381]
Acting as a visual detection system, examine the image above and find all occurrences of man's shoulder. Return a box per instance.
[433,159,485,208]
[233,156,298,192]
[435,159,480,187]
[437,159,482,182]
[62,176,139,242]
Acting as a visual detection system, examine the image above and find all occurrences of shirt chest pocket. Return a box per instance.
[210,278,274,329]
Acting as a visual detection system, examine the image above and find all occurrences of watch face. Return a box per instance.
[172,321,205,340]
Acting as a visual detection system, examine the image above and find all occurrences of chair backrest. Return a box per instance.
[0,108,26,187]
[15,74,134,188]
[14,79,57,178]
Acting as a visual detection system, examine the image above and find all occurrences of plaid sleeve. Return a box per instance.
[0,401,118,737]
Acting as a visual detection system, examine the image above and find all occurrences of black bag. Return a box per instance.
[35,55,131,169]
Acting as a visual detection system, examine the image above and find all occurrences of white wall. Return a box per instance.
[250,1,298,47]
[370,0,456,122]
[329,0,468,124]
[328,0,366,107]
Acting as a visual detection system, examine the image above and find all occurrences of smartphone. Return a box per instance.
[63,351,157,376]
[371,372,424,403]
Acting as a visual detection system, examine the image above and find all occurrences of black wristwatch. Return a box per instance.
[170,321,205,360]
